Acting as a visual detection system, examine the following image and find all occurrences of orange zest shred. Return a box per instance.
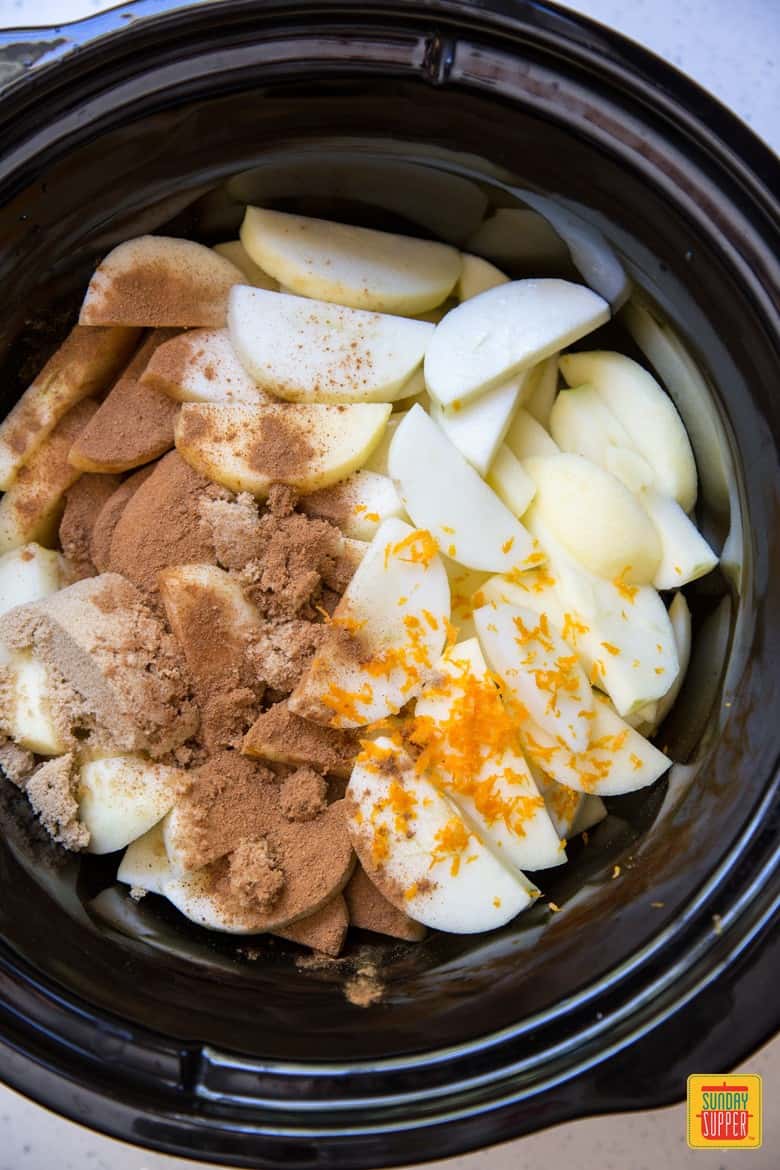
[389,528,439,568]
[601,641,620,656]
[430,817,472,876]
[562,612,589,644]
[613,566,639,602]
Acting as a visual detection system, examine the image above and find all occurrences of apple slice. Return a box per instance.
[1,652,67,755]
[117,820,173,895]
[212,240,279,290]
[505,407,559,460]
[0,325,140,491]
[388,405,537,572]
[415,638,565,871]
[641,490,718,589]
[486,445,536,518]
[363,413,406,475]
[175,401,390,496]
[430,369,532,476]
[290,517,449,727]
[139,328,268,405]
[68,330,180,473]
[524,454,661,584]
[477,568,570,645]
[465,208,570,269]
[0,399,98,554]
[651,592,692,728]
[523,355,559,428]
[521,694,669,795]
[549,384,649,481]
[527,515,678,715]
[424,279,609,408]
[0,544,61,617]
[79,235,244,327]
[162,866,265,933]
[447,563,490,641]
[456,253,509,301]
[346,739,539,932]
[298,469,404,540]
[228,286,432,403]
[530,764,607,839]
[559,351,697,511]
[240,207,461,315]
[474,603,593,752]
[78,755,181,854]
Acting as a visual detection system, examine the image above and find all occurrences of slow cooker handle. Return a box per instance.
[0,0,195,92]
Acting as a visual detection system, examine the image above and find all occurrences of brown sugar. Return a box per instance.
[343,970,385,1008]
[108,451,219,600]
[198,490,264,570]
[238,493,343,620]
[89,464,156,573]
[25,753,89,851]
[158,564,265,750]
[245,619,324,694]
[68,330,181,473]
[166,751,354,931]
[242,700,359,777]
[79,236,244,328]
[274,894,348,957]
[345,865,426,942]
[279,768,328,822]
[0,739,36,787]
[59,473,122,579]
[0,573,198,758]
[228,838,285,912]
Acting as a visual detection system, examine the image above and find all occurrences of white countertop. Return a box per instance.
[0,2,777,1168]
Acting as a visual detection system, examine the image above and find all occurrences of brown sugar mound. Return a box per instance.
[246,619,325,694]
[108,451,219,600]
[79,235,244,328]
[59,473,121,579]
[274,895,348,958]
[243,700,359,777]
[345,865,426,942]
[68,330,181,473]
[166,751,354,931]
[238,485,344,621]
[198,491,264,571]
[0,739,37,787]
[229,838,285,913]
[90,464,156,573]
[26,753,89,851]
[0,573,198,758]
[159,564,265,750]
[279,768,328,822]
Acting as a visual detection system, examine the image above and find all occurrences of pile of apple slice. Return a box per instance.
[0,204,718,940]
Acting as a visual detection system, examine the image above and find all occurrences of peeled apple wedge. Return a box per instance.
[524,454,662,585]
[530,764,607,839]
[80,235,244,328]
[229,286,432,403]
[652,592,692,728]
[363,413,405,475]
[388,405,537,573]
[430,369,532,476]
[212,240,279,290]
[1,652,66,755]
[521,695,670,796]
[456,253,509,301]
[477,569,569,643]
[347,740,539,932]
[298,469,404,541]
[559,351,697,512]
[550,384,653,493]
[641,489,718,590]
[526,515,678,716]
[175,401,390,496]
[415,639,565,871]
[0,544,60,617]
[78,755,181,854]
[424,279,609,408]
[474,603,593,752]
[290,517,449,727]
[163,867,264,934]
[240,206,461,315]
[523,355,560,428]
[505,407,559,460]
[117,821,173,895]
[447,564,490,641]
[140,328,268,404]
[486,445,536,519]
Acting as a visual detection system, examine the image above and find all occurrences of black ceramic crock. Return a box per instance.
[0,2,777,1166]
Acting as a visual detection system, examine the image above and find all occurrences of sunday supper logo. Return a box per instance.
[687,1074,762,1149]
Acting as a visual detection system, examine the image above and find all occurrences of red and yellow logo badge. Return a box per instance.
[687,1074,762,1149]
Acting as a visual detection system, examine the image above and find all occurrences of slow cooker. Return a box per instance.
[0,1,777,1166]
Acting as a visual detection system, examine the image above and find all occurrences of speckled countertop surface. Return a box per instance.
[0,1,777,1168]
